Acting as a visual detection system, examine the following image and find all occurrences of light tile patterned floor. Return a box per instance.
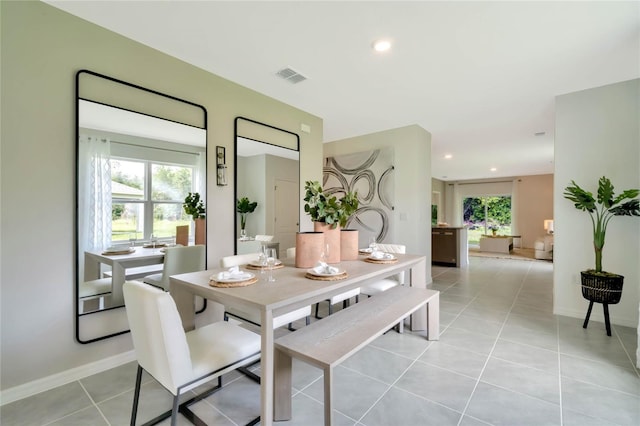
[2,257,638,425]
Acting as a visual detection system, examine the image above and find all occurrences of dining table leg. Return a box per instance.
[111,263,126,306]
[261,309,275,425]
[170,281,196,331]
[409,257,427,331]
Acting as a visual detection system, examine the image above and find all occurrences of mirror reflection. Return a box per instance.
[234,117,300,257]
[77,70,207,343]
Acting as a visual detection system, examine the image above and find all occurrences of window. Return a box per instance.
[463,196,512,245]
[111,159,194,243]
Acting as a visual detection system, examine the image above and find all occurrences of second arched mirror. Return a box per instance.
[234,117,300,257]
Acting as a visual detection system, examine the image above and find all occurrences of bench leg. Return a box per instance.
[427,293,440,340]
[274,349,292,421]
[324,366,333,426]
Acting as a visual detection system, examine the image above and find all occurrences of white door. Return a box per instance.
[274,179,298,257]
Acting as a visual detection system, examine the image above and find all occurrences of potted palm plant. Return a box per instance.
[563,176,639,335]
[183,192,206,245]
[236,197,258,240]
[304,180,359,262]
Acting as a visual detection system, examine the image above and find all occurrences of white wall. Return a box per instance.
[554,79,639,331]
[324,125,433,282]
[0,1,323,396]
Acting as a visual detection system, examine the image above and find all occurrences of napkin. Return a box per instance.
[216,266,253,281]
[369,250,393,260]
[313,261,340,275]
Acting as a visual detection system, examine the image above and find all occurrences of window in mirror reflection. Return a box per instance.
[109,159,199,243]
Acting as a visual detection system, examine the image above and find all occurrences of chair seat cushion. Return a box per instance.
[361,279,398,296]
[142,273,163,286]
[329,287,360,304]
[186,321,261,381]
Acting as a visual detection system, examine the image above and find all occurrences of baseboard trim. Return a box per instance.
[1,350,136,406]
[554,307,638,328]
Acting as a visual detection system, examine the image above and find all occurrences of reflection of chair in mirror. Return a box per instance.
[142,245,205,291]
[255,234,274,242]
[79,278,112,313]
[220,253,311,330]
[175,225,189,246]
[123,281,261,426]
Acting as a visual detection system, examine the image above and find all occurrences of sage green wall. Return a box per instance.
[0,1,322,392]
[323,125,432,280]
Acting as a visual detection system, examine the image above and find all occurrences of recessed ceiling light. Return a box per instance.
[444,154,453,159]
[490,167,497,172]
[372,39,391,52]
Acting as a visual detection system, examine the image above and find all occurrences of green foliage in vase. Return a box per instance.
[183,192,206,219]
[564,176,639,273]
[236,197,258,229]
[303,180,359,228]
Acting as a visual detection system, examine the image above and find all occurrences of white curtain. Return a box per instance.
[78,135,112,279]
[195,151,206,198]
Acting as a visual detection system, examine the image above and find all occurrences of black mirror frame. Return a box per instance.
[75,69,208,344]
[233,116,300,255]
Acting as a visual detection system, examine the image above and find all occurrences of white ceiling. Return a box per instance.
[46,1,639,181]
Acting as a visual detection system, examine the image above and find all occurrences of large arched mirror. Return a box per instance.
[234,117,300,257]
[76,70,207,343]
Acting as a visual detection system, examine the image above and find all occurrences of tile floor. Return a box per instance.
[2,257,639,426]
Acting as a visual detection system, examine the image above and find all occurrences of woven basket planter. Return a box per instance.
[580,271,624,304]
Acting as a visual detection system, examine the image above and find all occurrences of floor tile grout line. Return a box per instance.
[350,332,440,425]
[455,261,532,426]
[612,325,640,378]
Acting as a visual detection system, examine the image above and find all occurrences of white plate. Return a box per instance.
[306,268,346,277]
[211,271,255,283]
[359,247,373,253]
[104,247,134,254]
[248,259,282,267]
[367,253,396,261]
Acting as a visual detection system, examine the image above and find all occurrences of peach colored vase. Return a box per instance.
[194,218,206,245]
[313,222,341,264]
[295,232,324,268]
[340,229,359,261]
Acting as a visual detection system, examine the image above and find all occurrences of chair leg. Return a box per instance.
[170,394,179,426]
[305,315,310,326]
[314,303,321,319]
[603,303,612,336]
[583,301,594,329]
[130,365,143,426]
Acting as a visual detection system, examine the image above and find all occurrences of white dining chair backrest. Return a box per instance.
[375,243,406,283]
[123,281,192,394]
[286,247,296,259]
[220,252,261,268]
[144,245,205,291]
[255,235,274,242]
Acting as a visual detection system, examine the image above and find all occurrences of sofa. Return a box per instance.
[534,235,554,260]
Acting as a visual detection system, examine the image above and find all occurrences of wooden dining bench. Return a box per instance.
[273,285,439,425]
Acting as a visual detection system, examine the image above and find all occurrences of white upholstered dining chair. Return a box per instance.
[220,253,311,330]
[360,243,406,296]
[123,280,261,426]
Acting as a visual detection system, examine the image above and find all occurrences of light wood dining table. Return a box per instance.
[169,253,436,425]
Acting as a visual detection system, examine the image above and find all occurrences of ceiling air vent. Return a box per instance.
[276,67,307,84]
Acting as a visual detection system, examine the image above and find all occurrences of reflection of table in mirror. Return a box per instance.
[237,239,280,257]
[84,248,165,306]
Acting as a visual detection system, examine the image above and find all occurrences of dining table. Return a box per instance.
[84,246,165,306]
[170,253,437,425]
